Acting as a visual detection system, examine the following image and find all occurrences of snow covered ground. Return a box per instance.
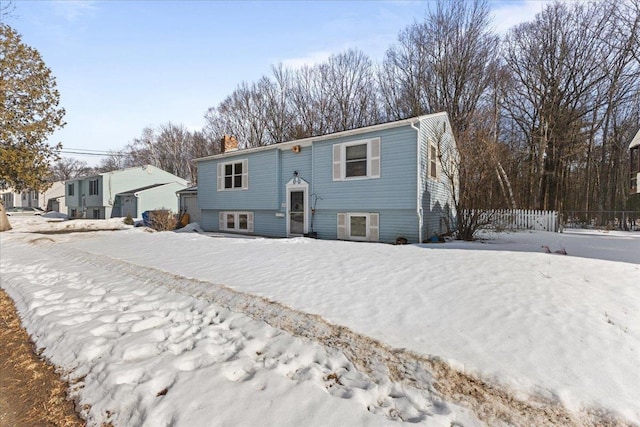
[1,217,638,426]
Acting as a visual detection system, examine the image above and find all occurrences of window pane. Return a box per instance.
[234,175,242,188]
[290,191,303,212]
[225,176,233,188]
[234,162,243,174]
[239,214,248,230]
[290,212,304,234]
[350,216,367,237]
[430,145,437,178]
[346,144,367,161]
[226,213,235,229]
[225,164,233,175]
[346,160,367,177]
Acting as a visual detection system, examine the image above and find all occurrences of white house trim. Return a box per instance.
[286,177,309,236]
[332,137,381,181]
[337,212,380,242]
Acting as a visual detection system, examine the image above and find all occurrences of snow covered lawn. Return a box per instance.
[1,217,638,426]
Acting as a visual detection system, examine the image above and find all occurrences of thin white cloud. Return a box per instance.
[490,0,555,34]
[280,50,334,69]
[52,0,98,22]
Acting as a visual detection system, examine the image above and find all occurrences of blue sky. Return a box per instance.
[5,0,549,165]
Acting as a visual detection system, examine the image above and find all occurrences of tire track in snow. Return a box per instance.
[24,237,636,427]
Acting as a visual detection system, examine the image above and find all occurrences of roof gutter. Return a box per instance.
[194,112,449,163]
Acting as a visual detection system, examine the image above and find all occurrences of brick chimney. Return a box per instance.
[220,135,238,153]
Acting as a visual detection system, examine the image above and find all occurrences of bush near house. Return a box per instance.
[149,210,177,231]
[123,214,134,226]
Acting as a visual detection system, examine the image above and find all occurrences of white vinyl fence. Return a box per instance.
[482,209,558,232]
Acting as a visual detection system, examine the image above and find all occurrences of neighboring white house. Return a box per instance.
[65,165,188,219]
[0,182,65,212]
[1,188,20,209]
[42,181,67,212]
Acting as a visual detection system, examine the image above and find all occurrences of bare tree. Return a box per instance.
[49,157,92,181]
[289,63,334,138]
[260,64,296,143]
[324,49,380,132]
[503,1,639,211]
[95,151,128,173]
[379,25,430,120]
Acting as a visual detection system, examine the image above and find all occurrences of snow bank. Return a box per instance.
[1,222,638,426]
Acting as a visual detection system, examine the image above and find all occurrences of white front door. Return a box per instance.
[286,178,309,236]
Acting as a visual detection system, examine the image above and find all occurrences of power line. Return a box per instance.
[61,147,120,154]
[59,150,127,157]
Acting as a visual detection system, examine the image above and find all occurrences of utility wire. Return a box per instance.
[61,147,120,153]
[59,150,127,157]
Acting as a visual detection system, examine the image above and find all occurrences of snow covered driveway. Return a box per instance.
[1,218,639,426]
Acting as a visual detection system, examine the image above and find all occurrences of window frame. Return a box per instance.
[348,213,369,240]
[332,138,381,181]
[337,212,380,242]
[217,159,249,191]
[344,143,368,178]
[429,140,439,180]
[89,179,99,196]
[219,211,254,233]
[68,183,74,196]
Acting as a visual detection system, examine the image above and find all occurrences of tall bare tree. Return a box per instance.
[503,1,639,211]
[324,49,380,132]
[49,157,92,181]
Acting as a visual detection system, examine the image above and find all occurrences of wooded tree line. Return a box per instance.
[95,0,639,213]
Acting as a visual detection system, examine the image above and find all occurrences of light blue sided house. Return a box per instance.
[196,113,459,243]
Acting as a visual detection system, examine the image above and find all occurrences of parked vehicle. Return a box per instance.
[5,206,44,216]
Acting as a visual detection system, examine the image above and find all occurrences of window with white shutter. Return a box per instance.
[370,138,381,178]
[333,145,342,181]
[337,212,380,242]
[369,213,379,241]
[337,213,347,239]
[217,159,249,191]
[219,211,254,232]
[332,138,381,181]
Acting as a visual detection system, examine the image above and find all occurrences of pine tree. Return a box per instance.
[0,24,66,230]
[0,24,65,193]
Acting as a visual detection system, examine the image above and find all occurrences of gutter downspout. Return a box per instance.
[276,149,282,211]
[410,120,423,244]
[311,141,314,198]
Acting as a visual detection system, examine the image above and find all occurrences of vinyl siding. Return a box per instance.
[197,116,458,243]
[312,126,418,211]
[418,115,458,239]
[311,208,417,243]
[198,150,279,211]
[136,182,186,215]
[65,180,81,208]
[200,209,285,237]
[279,146,313,212]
